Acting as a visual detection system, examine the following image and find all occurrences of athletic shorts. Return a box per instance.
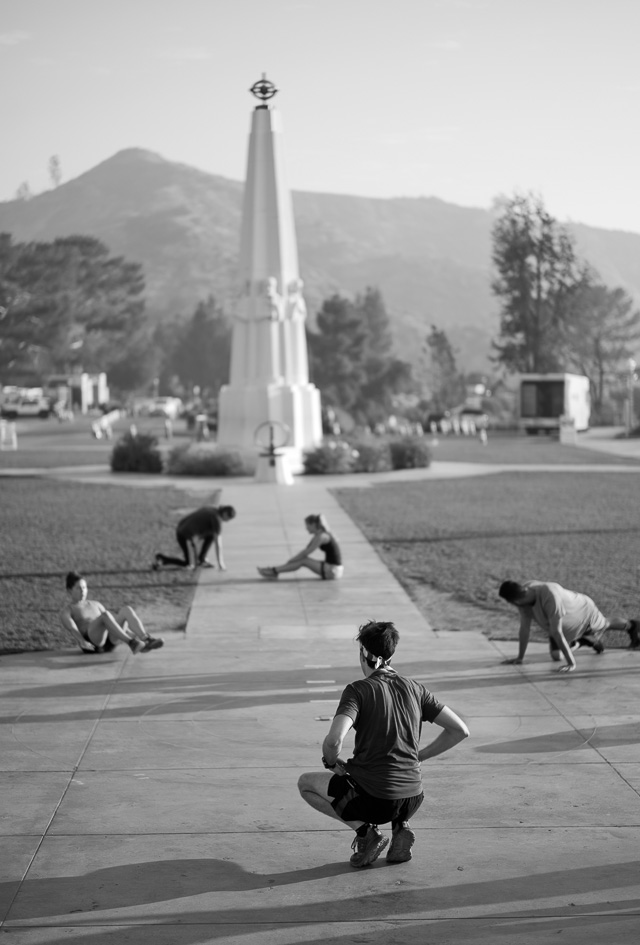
[321,563,344,581]
[328,773,423,826]
[548,601,607,656]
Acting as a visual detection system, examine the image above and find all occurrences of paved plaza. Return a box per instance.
[2,448,640,943]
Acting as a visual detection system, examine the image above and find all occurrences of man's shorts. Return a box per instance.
[328,773,423,826]
[548,600,608,658]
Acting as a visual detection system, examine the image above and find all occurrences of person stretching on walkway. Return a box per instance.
[258,513,343,581]
[499,579,640,673]
[61,572,164,655]
[153,505,236,570]
[298,620,469,867]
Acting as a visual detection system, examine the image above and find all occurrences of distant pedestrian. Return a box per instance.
[61,572,163,654]
[258,513,343,580]
[498,579,640,673]
[298,620,469,867]
[153,505,236,570]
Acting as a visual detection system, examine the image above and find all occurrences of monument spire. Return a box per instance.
[217,77,322,470]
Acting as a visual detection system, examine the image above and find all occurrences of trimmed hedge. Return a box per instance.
[166,443,255,476]
[304,436,431,475]
[389,436,432,469]
[111,432,163,473]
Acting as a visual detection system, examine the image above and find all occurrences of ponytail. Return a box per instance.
[305,513,330,532]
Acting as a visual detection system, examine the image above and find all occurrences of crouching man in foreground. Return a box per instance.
[298,620,469,868]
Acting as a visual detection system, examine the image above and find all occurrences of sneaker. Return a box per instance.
[386,824,416,864]
[258,566,279,580]
[628,619,640,649]
[128,638,144,655]
[579,634,604,654]
[349,827,389,868]
[141,636,165,652]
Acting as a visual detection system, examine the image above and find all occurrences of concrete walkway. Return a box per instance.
[2,470,640,943]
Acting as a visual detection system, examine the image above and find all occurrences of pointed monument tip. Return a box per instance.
[250,74,278,103]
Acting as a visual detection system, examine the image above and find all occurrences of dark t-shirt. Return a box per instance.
[335,670,443,799]
[177,507,221,540]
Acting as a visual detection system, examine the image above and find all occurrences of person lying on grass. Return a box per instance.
[258,513,343,581]
[153,505,236,570]
[498,579,640,673]
[61,571,164,655]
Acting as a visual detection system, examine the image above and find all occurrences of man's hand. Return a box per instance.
[502,657,523,665]
[557,664,576,673]
[80,642,96,653]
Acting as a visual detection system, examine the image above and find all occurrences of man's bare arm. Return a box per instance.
[322,714,354,767]
[214,534,226,570]
[60,611,95,651]
[502,609,531,664]
[548,617,576,671]
[418,706,469,761]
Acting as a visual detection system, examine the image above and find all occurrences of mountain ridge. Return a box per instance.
[2,148,639,373]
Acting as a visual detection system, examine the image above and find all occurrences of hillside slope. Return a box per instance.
[2,148,639,373]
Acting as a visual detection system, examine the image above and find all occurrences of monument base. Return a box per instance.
[254,451,294,485]
[217,381,322,474]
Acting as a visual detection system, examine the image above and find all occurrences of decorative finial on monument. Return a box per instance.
[250,73,278,105]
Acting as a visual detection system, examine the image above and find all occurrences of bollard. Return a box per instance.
[0,419,18,450]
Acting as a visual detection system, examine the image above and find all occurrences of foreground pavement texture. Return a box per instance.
[2,478,640,944]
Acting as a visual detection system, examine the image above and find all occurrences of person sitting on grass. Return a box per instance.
[153,505,236,571]
[61,572,164,655]
[258,513,343,581]
[498,579,640,673]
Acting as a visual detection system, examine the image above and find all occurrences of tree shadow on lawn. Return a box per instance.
[376,525,640,545]
[0,568,194,584]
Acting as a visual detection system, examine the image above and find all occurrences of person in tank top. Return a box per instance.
[257,513,344,580]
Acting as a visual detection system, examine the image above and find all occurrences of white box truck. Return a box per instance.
[519,373,590,435]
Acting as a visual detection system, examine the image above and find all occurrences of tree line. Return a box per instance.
[3,194,639,425]
[492,193,640,418]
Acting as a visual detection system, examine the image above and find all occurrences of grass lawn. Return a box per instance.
[0,414,191,468]
[425,430,640,466]
[334,471,640,647]
[0,478,199,653]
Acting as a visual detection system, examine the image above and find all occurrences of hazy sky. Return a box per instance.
[2,0,639,232]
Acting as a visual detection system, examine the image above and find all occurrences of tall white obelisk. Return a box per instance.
[217,75,322,471]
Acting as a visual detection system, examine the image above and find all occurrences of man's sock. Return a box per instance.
[356,824,371,838]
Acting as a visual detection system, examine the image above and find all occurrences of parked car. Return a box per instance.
[0,395,53,419]
[148,397,183,419]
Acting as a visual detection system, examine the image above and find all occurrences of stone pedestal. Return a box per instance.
[254,450,294,485]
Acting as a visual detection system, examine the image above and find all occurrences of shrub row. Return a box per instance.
[110,434,255,476]
[303,436,431,475]
[111,432,431,477]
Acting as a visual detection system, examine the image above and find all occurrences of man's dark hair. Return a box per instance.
[357,620,399,660]
[219,505,236,520]
[65,571,83,591]
[499,580,526,603]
